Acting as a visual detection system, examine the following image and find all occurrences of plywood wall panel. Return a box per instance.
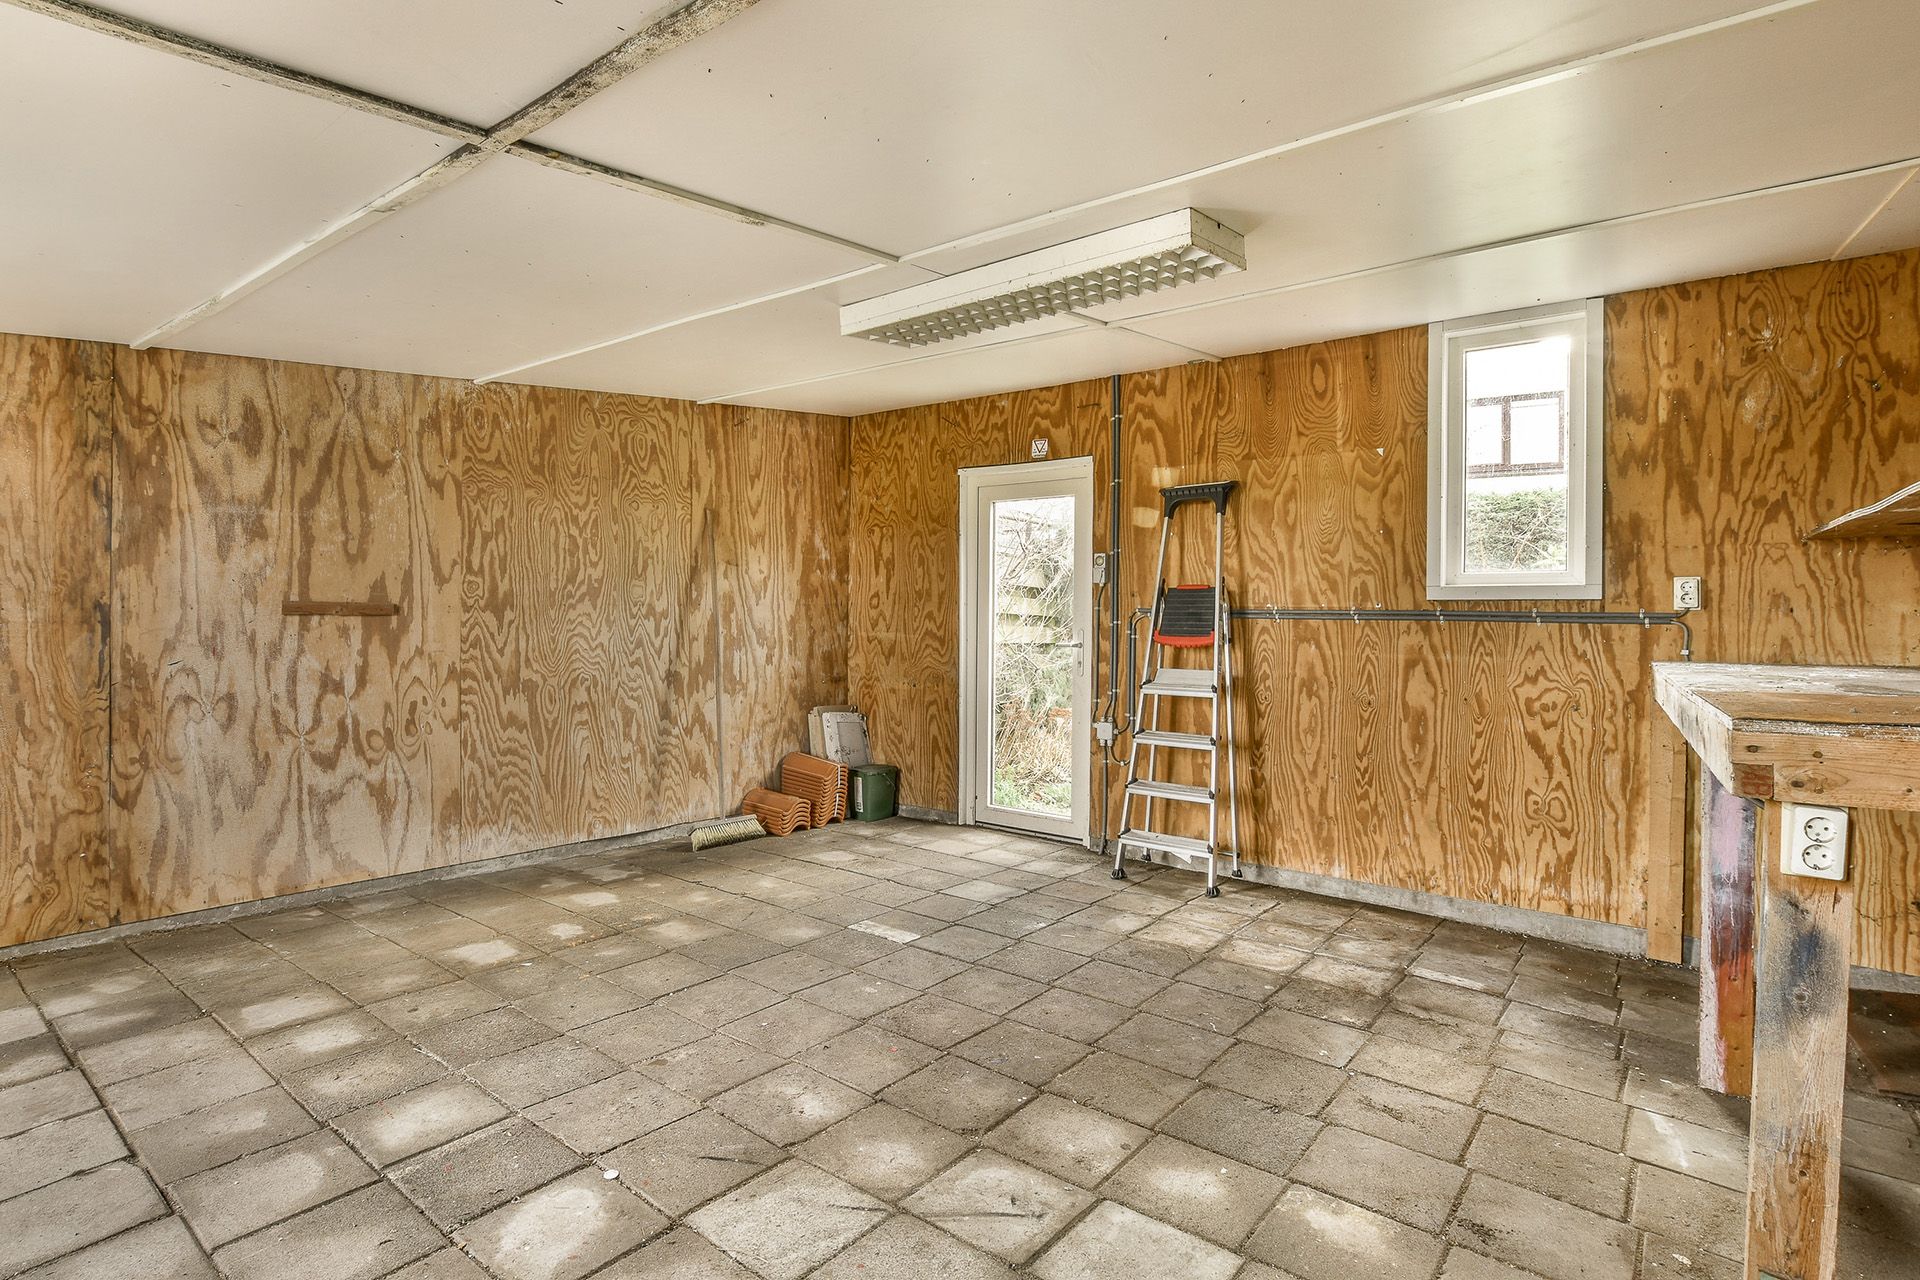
[851,249,1920,973]
[0,336,111,944]
[1,335,848,948]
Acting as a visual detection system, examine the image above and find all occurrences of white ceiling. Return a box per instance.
[4,0,1917,416]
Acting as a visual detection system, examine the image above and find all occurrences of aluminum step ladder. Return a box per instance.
[1113,480,1240,897]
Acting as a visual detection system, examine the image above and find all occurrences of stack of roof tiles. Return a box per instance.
[740,787,811,837]
[779,752,848,826]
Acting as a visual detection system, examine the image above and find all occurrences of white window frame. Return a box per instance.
[1426,299,1604,600]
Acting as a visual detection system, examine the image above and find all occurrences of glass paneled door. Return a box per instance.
[959,459,1093,842]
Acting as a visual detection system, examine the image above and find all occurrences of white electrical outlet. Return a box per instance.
[1781,802,1848,881]
[1092,552,1108,585]
[1673,576,1702,611]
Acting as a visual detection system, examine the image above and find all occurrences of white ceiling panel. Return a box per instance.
[717,326,1205,417]
[519,274,1089,403]
[178,153,880,381]
[1842,169,1920,260]
[1121,172,1895,359]
[0,5,455,346]
[96,0,686,125]
[910,0,1920,312]
[531,0,1765,255]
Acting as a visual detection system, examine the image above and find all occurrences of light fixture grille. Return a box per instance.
[841,209,1245,348]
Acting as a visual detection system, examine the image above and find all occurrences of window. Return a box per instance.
[1427,301,1603,599]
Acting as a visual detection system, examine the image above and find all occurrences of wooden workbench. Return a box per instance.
[1652,662,1920,1280]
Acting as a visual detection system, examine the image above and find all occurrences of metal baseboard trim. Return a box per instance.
[0,817,722,961]
[1126,848,1920,991]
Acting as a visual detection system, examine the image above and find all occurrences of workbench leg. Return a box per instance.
[1644,716,1689,964]
[1699,770,1758,1096]
[1746,801,1851,1280]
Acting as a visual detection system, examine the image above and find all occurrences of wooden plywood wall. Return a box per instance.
[850,249,1920,974]
[1,338,848,947]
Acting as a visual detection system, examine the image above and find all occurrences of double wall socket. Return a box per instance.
[1781,802,1849,881]
[1673,576,1702,611]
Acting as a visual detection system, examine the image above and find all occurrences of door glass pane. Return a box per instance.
[987,495,1075,818]
[1462,335,1572,574]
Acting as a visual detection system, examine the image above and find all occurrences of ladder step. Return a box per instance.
[1125,779,1213,804]
[1117,829,1213,859]
[1134,729,1214,750]
[1141,668,1216,698]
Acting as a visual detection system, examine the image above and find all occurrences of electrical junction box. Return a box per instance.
[1030,437,1050,459]
[1781,802,1848,881]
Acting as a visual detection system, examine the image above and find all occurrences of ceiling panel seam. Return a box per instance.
[489,0,1829,386]
[698,154,1920,407]
[1830,166,1920,260]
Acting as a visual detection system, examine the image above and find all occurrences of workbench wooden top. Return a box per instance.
[1652,662,1920,812]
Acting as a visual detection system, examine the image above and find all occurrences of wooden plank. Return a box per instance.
[281,600,401,617]
[0,335,113,948]
[1805,477,1920,540]
[1746,801,1852,1280]
[1699,769,1758,1097]
[1645,710,1689,964]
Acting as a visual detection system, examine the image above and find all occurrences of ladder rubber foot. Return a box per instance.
[1110,868,1127,880]
[1231,870,1243,878]
[1205,886,1221,898]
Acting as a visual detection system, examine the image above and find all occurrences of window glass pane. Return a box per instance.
[1465,401,1503,467]
[1508,397,1563,467]
[987,496,1075,817]
[1461,335,1572,574]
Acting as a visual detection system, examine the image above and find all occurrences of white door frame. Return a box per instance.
[957,456,1095,844]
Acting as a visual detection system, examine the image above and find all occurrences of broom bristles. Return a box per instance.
[690,815,766,851]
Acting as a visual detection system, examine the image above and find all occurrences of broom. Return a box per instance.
[689,814,766,852]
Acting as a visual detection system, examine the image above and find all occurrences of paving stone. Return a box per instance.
[1448,1174,1637,1280]
[1323,1072,1480,1160]
[0,1162,166,1277]
[1006,988,1132,1042]
[709,1063,870,1144]
[100,1047,274,1129]
[591,1225,757,1278]
[368,982,506,1034]
[869,993,998,1048]
[927,967,1046,1017]
[1047,1049,1197,1127]
[73,1018,235,1086]
[603,953,723,1000]
[284,1039,445,1119]
[632,1033,781,1101]
[687,1161,887,1280]
[1631,1163,1744,1261]
[174,1129,375,1248]
[244,1010,394,1074]
[731,953,847,994]
[719,997,856,1057]
[800,1025,941,1092]
[457,1167,667,1280]
[659,976,785,1028]
[390,1119,584,1229]
[1493,1031,1625,1101]
[1626,1108,1747,1190]
[1349,1029,1491,1102]
[124,1085,317,1183]
[525,1071,698,1153]
[1292,1124,1467,1230]
[0,1071,95,1140]
[14,1215,216,1280]
[902,1150,1093,1263]
[606,1109,783,1216]
[1159,1085,1321,1176]
[882,1055,1032,1133]
[1268,976,1384,1027]
[413,1007,555,1070]
[797,1101,973,1199]
[212,1181,442,1280]
[860,948,971,989]
[1098,1011,1233,1076]
[798,972,917,1019]
[812,1214,1016,1278]
[515,974,648,1032]
[1031,1199,1241,1280]
[1055,958,1169,1004]
[1098,1132,1286,1246]
[1201,1041,1346,1114]
[1246,1183,1444,1280]
[0,1109,125,1200]
[382,1247,492,1279]
[1441,1249,1552,1280]
[952,1020,1089,1086]
[465,1036,622,1108]
[0,1034,68,1091]
[575,1006,710,1066]
[1239,1007,1370,1068]
[1467,1115,1632,1218]
[1482,1069,1629,1150]
[982,941,1086,983]
[981,1093,1149,1187]
[217,985,355,1038]
[333,1078,509,1166]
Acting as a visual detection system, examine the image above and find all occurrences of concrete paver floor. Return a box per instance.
[2,819,1916,1279]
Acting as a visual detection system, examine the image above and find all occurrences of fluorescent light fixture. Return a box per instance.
[840,209,1246,348]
